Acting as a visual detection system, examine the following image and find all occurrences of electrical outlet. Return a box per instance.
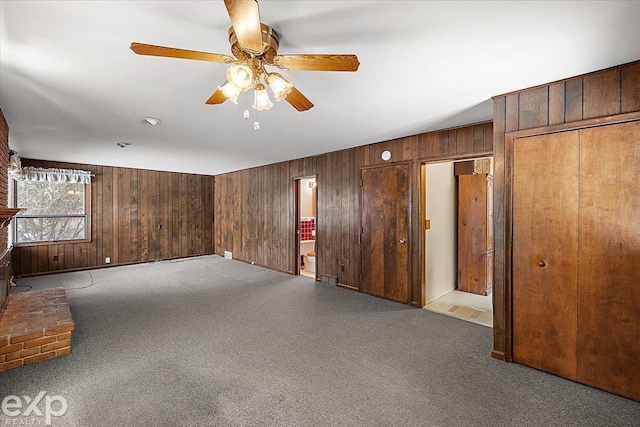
[53,255,58,261]
[105,257,111,264]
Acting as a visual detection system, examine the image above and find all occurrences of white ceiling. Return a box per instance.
[1,1,639,176]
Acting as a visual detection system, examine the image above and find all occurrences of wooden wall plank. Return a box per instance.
[63,244,73,271]
[129,168,138,263]
[150,170,160,259]
[158,170,169,259]
[37,246,47,272]
[456,126,475,154]
[583,68,621,119]
[56,245,65,272]
[340,150,351,284]
[622,62,640,113]
[426,132,438,158]
[491,95,507,359]
[196,175,204,255]
[118,167,127,264]
[519,86,549,129]
[281,162,291,272]
[101,165,111,266]
[172,173,181,258]
[179,173,188,256]
[436,131,450,156]
[483,122,493,151]
[138,169,149,261]
[548,82,565,125]
[188,173,195,255]
[565,78,583,122]
[416,133,428,159]
[506,94,520,132]
[207,176,215,254]
[111,165,119,265]
[94,165,103,265]
[473,124,485,153]
[87,164,97,266]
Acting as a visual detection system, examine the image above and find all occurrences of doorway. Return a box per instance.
[422,158,493,327]
[295,176,317,279]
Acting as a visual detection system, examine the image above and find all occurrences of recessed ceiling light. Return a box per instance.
[142,117,160,126]
[116,142,131,148]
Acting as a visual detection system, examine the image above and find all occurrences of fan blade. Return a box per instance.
[273,54,360,72]
[286,87,314,112]
[224,0,263,54]
[130,43,233,63]
[206,88,228,105]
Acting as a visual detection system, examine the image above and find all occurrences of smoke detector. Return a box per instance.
[142,117,160,126]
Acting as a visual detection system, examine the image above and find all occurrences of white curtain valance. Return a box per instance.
[11,166,92,184]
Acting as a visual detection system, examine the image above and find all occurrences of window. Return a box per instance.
[14,181,90,244]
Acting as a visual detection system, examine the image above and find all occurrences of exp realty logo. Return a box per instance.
[2,391,68,425]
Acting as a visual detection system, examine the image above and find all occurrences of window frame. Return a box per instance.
[12,180,92,247]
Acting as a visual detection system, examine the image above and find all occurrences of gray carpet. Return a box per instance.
[1,255,638,426]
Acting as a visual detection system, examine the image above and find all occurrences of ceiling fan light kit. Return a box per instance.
[130,0,359,117]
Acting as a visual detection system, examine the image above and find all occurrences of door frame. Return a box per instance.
[293,175,318,279]
[420,155,493,307]
[502,111,640,362]
[360,161,412,304]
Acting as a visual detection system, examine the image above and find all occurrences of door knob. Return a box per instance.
[399,238,407,244]
[538,261,547,267]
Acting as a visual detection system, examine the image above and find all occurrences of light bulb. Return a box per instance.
[226,64,253,92]
[267,73,293,101]
[243,109,250,120]
[252,83,273,111]
[219,82,240,104]
[254,121,260,131]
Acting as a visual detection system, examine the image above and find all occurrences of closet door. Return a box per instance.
[457,173,489,295]
[512,131,580,381]
[577,121,640,401]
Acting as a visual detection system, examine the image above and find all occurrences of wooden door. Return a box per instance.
[512,131,580,381]
[577,121,640,401]
[361,164,410,303]
[457,173,489,295]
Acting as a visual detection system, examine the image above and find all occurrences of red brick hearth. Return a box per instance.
[0,287,74,371]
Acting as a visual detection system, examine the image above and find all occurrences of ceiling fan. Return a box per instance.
[130,0,360,112]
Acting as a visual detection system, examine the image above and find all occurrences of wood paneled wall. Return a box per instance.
[12,159,215,276]
[0,109,9,315]
[0,110,9,255]
[214,121,493,306]
[492,60,640,361]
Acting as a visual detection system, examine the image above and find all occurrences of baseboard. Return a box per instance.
[229,257,294,275]
[337,283,358,292]
[15,254,216,278]
[426,286,456,304]
[491,350,507,361]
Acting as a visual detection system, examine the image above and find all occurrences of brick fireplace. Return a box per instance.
[0,288,75,371]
